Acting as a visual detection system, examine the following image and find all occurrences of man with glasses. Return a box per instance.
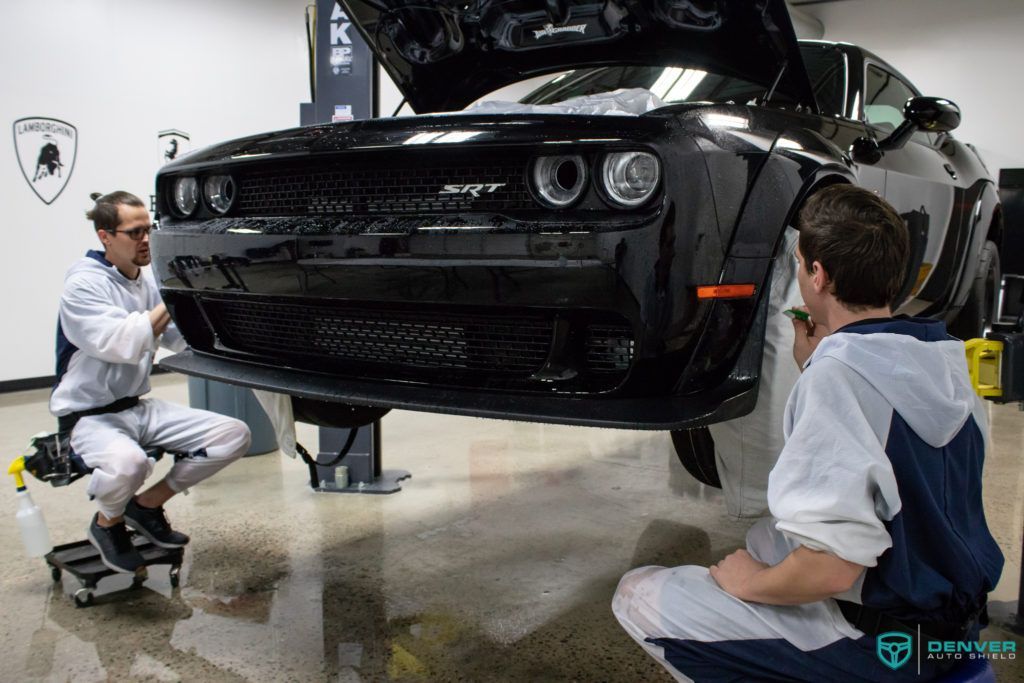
[50,191,251,574]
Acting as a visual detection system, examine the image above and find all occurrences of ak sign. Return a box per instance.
[311,0,373,123]
[13,117,77,205]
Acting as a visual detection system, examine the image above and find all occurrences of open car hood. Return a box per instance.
[338,0,817,113]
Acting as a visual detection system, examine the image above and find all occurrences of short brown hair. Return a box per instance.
[85,191,145,233]
[797,185,909,310]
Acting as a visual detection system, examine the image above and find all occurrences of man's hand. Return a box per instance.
[149,303,171,337]
[792,307,828,369]
[709,549,768,601]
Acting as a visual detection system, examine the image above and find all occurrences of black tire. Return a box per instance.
[670,427,722,488]
[50,566,61,583]
[949,241,1000,340]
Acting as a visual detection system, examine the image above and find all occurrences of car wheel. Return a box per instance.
[949,240,1000,340]
[670,427,721,488]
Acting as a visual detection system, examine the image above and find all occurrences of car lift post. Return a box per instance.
[304,423,410,494]
[294,0,392,493]
[968,329,1024,634]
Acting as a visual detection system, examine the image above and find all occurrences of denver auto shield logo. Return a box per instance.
[877,631,913,670]
[13,117,77,205]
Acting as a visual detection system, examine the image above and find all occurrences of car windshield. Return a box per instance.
[520,45,847,117]
[521,66,790,108]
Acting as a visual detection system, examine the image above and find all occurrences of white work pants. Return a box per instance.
[612,519,945,682]
[70,398,251,519]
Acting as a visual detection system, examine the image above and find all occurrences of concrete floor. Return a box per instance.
[0,374,1021,682]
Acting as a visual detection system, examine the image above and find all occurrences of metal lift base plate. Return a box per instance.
[315,469,411,495]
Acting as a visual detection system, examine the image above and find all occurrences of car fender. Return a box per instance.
[947,180,1000,314]
[675,133,852,398]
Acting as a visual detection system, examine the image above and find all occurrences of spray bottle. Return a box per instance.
[8,457,52,557]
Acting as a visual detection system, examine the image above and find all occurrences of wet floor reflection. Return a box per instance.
[25,579,248,682]
[13,400,1017,681]
[8,424,749,682]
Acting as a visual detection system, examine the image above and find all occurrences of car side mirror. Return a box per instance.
[851,96,962,164]
[904,96,961,133]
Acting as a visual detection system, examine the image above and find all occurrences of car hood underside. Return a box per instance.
[338,0,817,113]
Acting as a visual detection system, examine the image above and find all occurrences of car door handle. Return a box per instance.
[943,163,958,180]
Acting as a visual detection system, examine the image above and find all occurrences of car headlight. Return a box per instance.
[203,175,236,215]
[172,177,199,216]
[600,152,660,207]
[531,155,587,208]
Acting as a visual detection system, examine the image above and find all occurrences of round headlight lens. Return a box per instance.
[601,152,660,207]
[203,175,236,215]
[173,177,199,216]
[531,155,587,208]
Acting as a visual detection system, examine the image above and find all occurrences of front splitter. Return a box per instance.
[160,349,755,431]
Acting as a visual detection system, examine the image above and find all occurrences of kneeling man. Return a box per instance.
[613,185,1003,681]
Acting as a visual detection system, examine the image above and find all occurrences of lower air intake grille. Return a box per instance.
[196,297,634,393]
[586,325,636,371]
[207,298,551,372]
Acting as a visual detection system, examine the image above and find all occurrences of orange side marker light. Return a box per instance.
[696,284,756,299]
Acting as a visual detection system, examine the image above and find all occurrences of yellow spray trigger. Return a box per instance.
[8,457,26,490]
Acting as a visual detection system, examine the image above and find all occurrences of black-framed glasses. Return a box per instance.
[109,225,152,241]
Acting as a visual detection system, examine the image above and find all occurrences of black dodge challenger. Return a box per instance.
[152,1,1002,446]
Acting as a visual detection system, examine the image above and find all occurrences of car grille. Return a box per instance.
[194,296,634,393]
[585,325,636,372]
[234,157,534,216]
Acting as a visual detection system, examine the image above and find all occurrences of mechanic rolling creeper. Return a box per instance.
[45,536,184,608]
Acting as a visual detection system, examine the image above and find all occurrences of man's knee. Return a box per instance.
[230,418,252,455]
[87,447,153,511]
[614,566,663,603]
[111,447,154,485]
[209,417,251,460]
[612,566,668,626]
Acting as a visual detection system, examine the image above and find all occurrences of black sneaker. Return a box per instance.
[124,499,190,548]
[87,514,145,574]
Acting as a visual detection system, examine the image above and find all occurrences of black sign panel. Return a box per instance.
[306,0,375,124]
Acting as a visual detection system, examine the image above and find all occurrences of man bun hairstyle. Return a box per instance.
[797,184,910,311]
[86,191,145,233]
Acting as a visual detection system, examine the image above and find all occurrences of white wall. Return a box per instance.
[799,0,1024,174]
[0,0,310,382]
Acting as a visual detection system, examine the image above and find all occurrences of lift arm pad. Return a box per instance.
[967,332,1024,403]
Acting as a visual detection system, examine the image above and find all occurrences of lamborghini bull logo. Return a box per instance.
[13,117,77,205]
[33,137,64,181]
[876,631,913,670]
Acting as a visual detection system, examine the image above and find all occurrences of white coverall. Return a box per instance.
[50,251,250,519]
[615,319,1002,682]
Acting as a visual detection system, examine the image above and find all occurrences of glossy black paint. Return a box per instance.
[152,41,999,429]
[905,97,961,133]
